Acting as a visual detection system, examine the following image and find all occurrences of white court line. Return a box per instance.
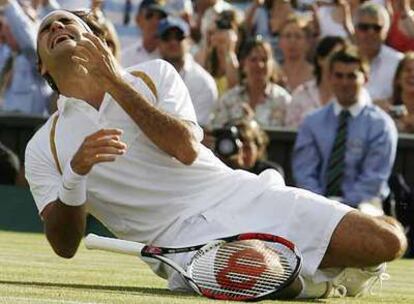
[0,296,101,304]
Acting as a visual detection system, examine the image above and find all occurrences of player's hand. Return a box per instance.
[71,32,123,92]
[71,129,127,175]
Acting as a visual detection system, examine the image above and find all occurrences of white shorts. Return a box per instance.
[162,184,353,291]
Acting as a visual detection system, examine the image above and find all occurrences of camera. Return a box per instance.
[389,105,407,118]
[213,126,243,158]
[216,17,232,30]
[215,11,234,30]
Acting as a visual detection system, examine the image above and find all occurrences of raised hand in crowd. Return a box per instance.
[388,0,414,37]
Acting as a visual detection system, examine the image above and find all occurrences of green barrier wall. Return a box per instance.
[0,185,113,236]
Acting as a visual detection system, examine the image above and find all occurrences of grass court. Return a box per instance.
[0,231,413,304]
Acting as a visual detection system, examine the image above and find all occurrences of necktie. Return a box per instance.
[325,110,350,197]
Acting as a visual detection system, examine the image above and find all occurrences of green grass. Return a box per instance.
[0,231,413,304]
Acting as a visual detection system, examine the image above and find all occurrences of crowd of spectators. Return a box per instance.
[0,0,413,248]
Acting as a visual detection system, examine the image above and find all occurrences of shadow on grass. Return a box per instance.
[0,280,328,302]
[0,280,196,299]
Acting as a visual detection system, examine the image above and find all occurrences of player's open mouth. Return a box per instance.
[51,34,74,49]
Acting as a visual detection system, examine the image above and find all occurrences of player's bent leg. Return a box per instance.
[319,210,407,268]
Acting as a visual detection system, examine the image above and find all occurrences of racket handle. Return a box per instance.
[84,233,145,256]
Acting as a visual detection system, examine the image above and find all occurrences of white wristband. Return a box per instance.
[58,163,87,206]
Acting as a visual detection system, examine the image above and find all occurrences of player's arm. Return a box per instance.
[37,129,126,258]
[41,200,86,258]
[72,33,199,165]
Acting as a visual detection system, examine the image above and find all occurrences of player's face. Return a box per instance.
[37,11,89,71]
[330,62,366,107]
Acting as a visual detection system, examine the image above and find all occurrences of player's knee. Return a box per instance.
[373,218,407,262]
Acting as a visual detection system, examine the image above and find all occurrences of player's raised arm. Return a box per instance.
[72,32,199,165]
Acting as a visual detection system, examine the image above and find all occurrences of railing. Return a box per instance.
[1,115,414,186]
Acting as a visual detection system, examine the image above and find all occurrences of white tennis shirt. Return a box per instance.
[25,59,280,246]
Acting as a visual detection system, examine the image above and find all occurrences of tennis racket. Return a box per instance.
[84,232,302,301]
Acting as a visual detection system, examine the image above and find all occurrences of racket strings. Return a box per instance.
[188,240,299,299]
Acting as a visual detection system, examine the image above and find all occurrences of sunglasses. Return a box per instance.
[160,31,185,42]
[357,23,382,33]
[145,10,166,20]
[333,71,358,80]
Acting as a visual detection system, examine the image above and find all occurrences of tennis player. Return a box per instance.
[26,9,407,299]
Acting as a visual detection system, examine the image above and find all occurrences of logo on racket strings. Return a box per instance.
[215,248,267,290]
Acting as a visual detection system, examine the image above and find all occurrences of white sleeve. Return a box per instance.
[129,60,204,141]
[25,128,61,214]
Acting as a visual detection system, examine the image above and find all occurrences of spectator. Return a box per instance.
[213,119,284,177]
[193,0,239,45]
[278,15,314,92]
[292,46,397,210]
[0,141,19,185]
[0,0,54,115]
[210,37,291,128]
[354,2,403,104]
[121,0,167,67]
[157,16,218,127]
[387,0,414,52]
[196,9,240,95]
[286,35,346,128]
[313,0,354,38]
[165,0,193,23]
[389,52,414,133]
[236,119,284,176]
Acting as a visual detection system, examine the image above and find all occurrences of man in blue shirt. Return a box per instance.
[292,46,398,209]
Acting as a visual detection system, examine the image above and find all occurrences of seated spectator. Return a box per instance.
[313,0,354,38]
[245,0,301,63]
[354,2,403,105]
[0,0,54,115]
[165,0,194,23]
[292,46,397,211]
[196,9,240,95]
[278,15,314,92]
[213,119,284,176]
[285,35,346,128]
[0,141,19,185]
[210,37,291,128]
[157,16,218,127]
[389,52,414,133]
[245,0,295,39]
[121,0,168,67]
[194,0,240,45]
[387,0,414,52]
